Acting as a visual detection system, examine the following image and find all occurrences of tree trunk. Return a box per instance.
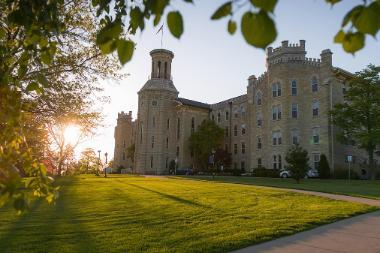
[368,148,376,180]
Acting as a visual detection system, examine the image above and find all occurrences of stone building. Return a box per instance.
[114,40,371,175]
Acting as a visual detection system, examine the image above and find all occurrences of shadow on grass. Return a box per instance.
[0,177,100,253]
[128,183,209,208]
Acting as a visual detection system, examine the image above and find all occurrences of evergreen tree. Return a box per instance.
[285,144,309,183]
[318,154,331,179]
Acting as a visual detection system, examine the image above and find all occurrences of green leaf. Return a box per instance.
[41,51,52,64]
[96,21,122,46]
[151,0,170,15]
[241,11,277,48]
[342,32,365,54]
[334,30,345,43]
[227,20,237,35]
[37,73,49,87]
[325,0,342,5]
[211,2,232,20]
[341,5,364,27]
[250,0,278,12]
[154,14,162,26]
[26,82,39,92]
[99,40,117,54]
[117,39,135,65]
[167,11,184,39]
[354,2,380,36]
[0,27,6,39]
[18,65,28,78]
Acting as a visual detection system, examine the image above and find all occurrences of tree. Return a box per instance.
[331,64,380,180]
[0,0,121,212]
[285,144,309,183]
[79,148,99,174]
[188,120,224,171]
[318,154,331,179]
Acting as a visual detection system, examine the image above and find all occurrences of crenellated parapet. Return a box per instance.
[117,111,133,124]
[266,40,332,68]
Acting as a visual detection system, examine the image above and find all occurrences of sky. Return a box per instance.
[79,0,380,162]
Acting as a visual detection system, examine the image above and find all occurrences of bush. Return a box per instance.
[318,154,330,178]
[252,168,279,178]
[332,168,359,179]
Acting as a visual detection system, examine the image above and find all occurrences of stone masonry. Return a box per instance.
[114,40,374,175]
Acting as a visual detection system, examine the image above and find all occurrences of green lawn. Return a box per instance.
[0,175,376,253]
[181,176,380,200]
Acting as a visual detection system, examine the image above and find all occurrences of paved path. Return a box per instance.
[233,190,380,253]
[285,189,380,207]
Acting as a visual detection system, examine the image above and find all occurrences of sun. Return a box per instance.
[64,125,81,145]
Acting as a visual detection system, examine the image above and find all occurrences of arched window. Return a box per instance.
[158,61,161,78]
[311,76,318,92]
[164,62,168,78]
[256,91,262,105]
[291,80,297,95]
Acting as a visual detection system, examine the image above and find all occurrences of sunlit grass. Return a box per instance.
[181,176,380,200]
[0,175,376,253]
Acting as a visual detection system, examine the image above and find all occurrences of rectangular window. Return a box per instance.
[291,130,299,145]
[225,111,229,120]
[291,80,297,96]
[241,124,246,135]
[176,146,179,157]
[241,142,246,154]
[166,157,168,168]
[217,113,221,123]
[291,103,298,119]
[166,137,169,148]
[257,137,262,149]
[312,101,319,117]
[312,77,318,92]
[152,116,155,127]
[167,118,170,130]
[234,125,238,136]
[234,144,238,154]
[150,156,153,169]
[272,131,282,145]
[272,106,277,120]
[151,136,154,148]
[273,155,277,170]
[257,158,262,168]
[257,113,262,127]
[312,128,320,144]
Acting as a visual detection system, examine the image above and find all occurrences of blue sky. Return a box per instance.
[81,0,380,161]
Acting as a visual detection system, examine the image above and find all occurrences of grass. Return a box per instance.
[0,175,376,253]
[180,176,380,200]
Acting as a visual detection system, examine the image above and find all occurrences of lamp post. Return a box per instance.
[97,150,101,176]
[104,152,108,178]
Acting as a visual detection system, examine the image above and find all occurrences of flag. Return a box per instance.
[156,24,163,34]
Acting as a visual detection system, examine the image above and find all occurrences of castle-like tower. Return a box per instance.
[113,111,134,169]
[135,49,179,174]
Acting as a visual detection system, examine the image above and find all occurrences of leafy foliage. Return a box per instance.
[188,120,224,170]
[318,154,331,179]
[331,64,380,180]
[285,144,309,183]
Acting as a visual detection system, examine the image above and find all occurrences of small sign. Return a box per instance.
[347,155,353,162]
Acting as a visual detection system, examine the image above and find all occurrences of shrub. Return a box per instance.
[252,168,279,178]
[318,154,330,178]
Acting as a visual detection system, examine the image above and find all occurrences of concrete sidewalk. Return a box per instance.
[232,189,380,253]
[233,210,380,253]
